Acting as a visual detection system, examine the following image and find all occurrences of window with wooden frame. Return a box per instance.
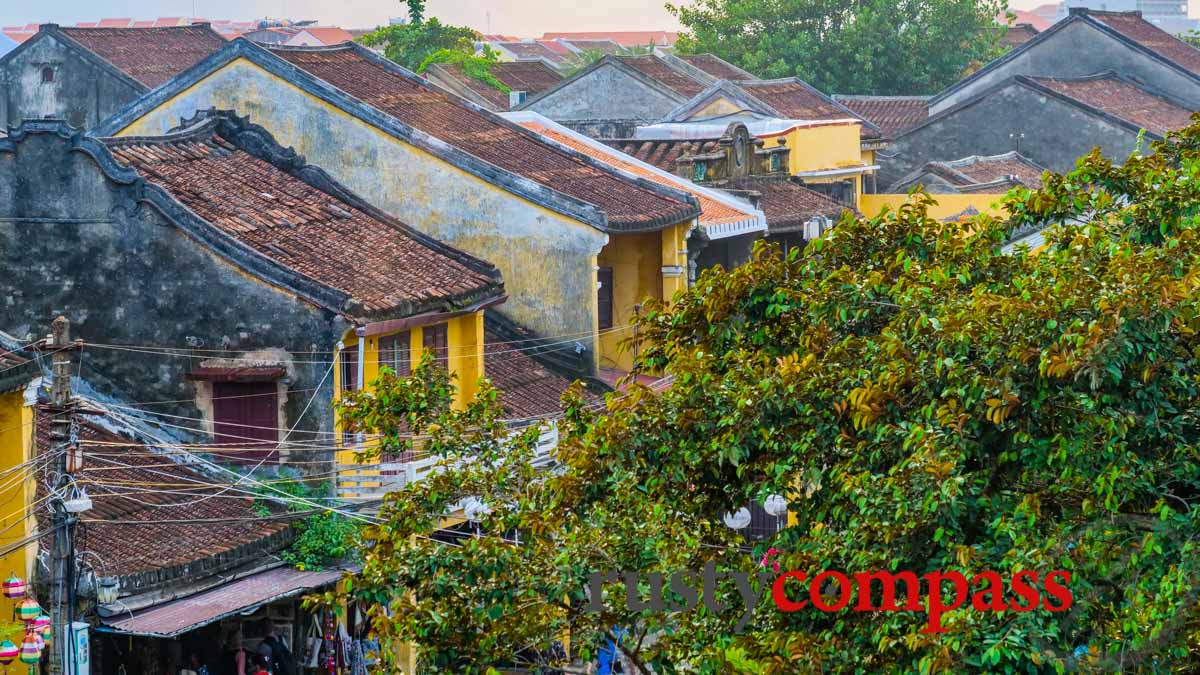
[341,347,358,392]
[212,381,279,465]
[422,324,449,370]
[597,266,614,330]
[379,331,412,377]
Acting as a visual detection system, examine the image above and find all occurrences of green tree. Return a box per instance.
[315,121,1200,671]
[357,0,479,72]
[669,0,1010,95]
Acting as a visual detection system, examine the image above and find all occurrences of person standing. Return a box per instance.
[220,632,247,675]
[258,620,295,675]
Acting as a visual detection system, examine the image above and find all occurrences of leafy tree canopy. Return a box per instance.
[669,0,1010,95]
[315,121,1200,672]
[358,0,478,72]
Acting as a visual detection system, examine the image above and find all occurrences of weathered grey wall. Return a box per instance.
[0,130,348,457]
[117,58,608,372]
[523,62,683,122]
[881,82,1144,189]
[559,119,649,140]
[932,20,1200,112]
[0,34,143,130]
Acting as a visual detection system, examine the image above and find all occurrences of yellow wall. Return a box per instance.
[763,123,864,177]
[114,58,608,365]
[334,313,485,482]
[596,221,691,372]
[0,392,35,583]
[860,193,1010,221]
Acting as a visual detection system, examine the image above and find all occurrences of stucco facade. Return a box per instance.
[0,30,142,130]
[879,80,1153,189]
[0,125,349,455]
[931,17,1200,113]
[113,57,610,371]
[520,59,685,129]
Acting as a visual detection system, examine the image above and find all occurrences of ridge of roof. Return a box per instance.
[99,110,504,320]
[97,39,699,232]
[516,53,692,113]
[260,42,702,232]
[890,151,1047,192]
[930,9,1200,108]
[55,23,227,88]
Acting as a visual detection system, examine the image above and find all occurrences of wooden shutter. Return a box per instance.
[423,324,449,370]
[381,331,411,376]
[341,348,358,391]
[597,266,614,330]
[212,381,279,465]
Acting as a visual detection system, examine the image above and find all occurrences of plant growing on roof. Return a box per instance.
[316,118,1200,670]
[417,47,511,94]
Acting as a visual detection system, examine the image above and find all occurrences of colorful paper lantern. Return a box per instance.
[39,624,50,646]
[18,633,39,664]
[2,577,25,599]
[31,615,50,630]
[15,599,39,622]
[0,640,17,664]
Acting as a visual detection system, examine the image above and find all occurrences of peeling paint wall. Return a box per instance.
[117,58,608,371]
[0,131,350,463]
[0,34,142,129]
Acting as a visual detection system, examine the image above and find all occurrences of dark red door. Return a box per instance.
[212,381,279,465]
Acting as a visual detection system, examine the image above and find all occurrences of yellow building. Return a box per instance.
[97,39,701,378]
[0,349,38,583]
[861,152,1045,221]
[651,78,882,209]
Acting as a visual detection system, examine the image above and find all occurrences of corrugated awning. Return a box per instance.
[97,566,345,638]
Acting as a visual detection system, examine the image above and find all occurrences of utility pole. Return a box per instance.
[40,317,81,675]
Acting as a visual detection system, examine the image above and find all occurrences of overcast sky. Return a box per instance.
[2,0,1078,34]
[0,0,691,34]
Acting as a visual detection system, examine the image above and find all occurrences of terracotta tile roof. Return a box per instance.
[0,346,35,393]
[431,61,562,110]
[832,95,929,138]
[289,27,356,46]
[268,45,699,231]
[486,334,603,418]
[679,54,754,80]
[1005,9,1053,31]
[541,31,678,47]
[1031,75,1196,136]
[57,25,227,87]
[518,121,756,228]
[723,177,853,234]
[1087,10,1200,75]
[951,153,1045,189]
[36,408,292,579]
[619,55,709,97]
[494,41,567,65]
[105,121,501,317]
[741,80,874,136]
[535,39,573,56]
[1001,23,1040,49]
[561,39,624,55]
[894,152,1047,192]
[484,316,605,419]
[607,138,722,172]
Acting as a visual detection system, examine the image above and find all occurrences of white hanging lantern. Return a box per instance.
[763,495,788,517]
[723,508,752,530]
[462,497,491,523]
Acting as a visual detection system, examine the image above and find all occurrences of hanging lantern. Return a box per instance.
[18,633,40,664]
[15,599,39,622]
[763,494,788,517]
[2,577,25,599]
[97,577,120,604]
[39,624,51,647]
[0,640,17,664]
[31,615,50,630]
[31,629,43,652]
[723,507,752,530]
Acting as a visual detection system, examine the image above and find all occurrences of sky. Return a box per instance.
[0,0,685,34]
[1,0,1190,34]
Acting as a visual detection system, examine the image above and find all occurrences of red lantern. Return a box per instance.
[2,577,25,600]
